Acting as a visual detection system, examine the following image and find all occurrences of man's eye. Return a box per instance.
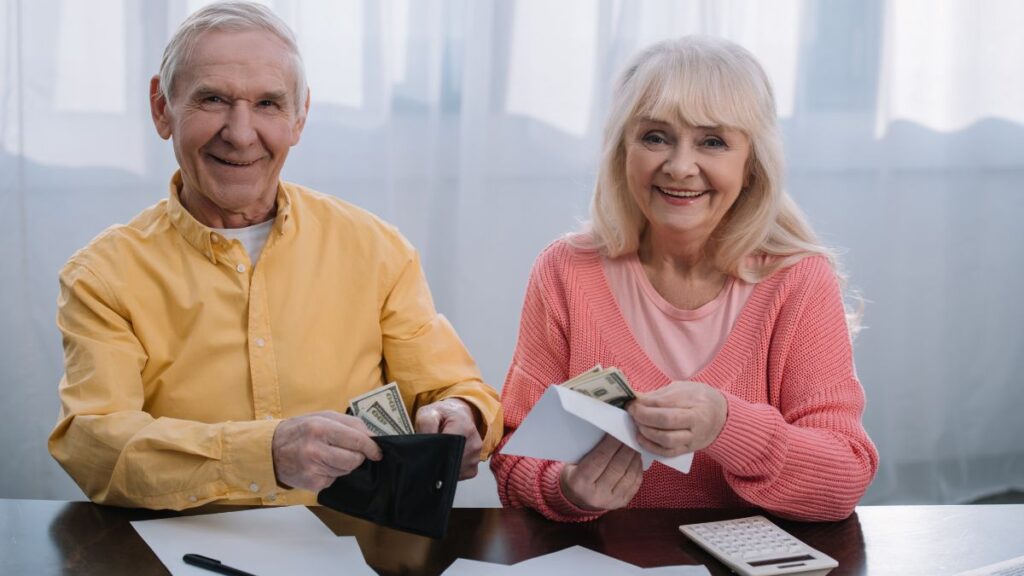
[203,96,224,104]
[258,100,279,108]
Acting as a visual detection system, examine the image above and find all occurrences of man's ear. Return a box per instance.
[150,75,173,141]
[291,87,311,146]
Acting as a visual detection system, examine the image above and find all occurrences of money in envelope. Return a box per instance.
[501,366,693,472]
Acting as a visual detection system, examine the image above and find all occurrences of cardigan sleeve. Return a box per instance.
[489,250,604,522]
[703,259,879,521]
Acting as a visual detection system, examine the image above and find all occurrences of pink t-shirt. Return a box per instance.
[602,253,756,380]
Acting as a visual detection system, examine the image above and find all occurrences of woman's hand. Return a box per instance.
[627,381,728,457]
[560,434,643,511]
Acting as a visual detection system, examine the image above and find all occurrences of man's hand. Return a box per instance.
[415,398,484,479]
[559,434,643,511]
[271,411,383,492]
[627,381,728,457]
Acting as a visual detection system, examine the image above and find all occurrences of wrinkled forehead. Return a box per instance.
[187,28,294,71]
[176,29,297,91]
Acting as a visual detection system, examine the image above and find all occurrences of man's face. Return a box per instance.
[151,29,308,227]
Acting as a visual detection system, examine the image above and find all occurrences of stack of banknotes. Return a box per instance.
[349,382,415,436]
[560,365,638,408]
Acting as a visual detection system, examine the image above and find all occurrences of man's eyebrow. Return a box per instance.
[258,90,290,102]
[189,86,223,99]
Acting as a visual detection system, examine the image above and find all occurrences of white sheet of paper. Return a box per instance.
[501,385,693,473]
[443,558,514,575]
[131,506,376,576]
[442,546,711,576]
[641,564,712,574]
[514,545,639,575]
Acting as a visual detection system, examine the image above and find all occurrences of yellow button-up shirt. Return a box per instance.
[49,173,501,510]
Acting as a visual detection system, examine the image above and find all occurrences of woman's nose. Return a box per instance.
[661,145,699,179]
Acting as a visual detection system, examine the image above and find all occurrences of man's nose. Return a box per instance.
[662,144,699,179]
[220,102,258,147]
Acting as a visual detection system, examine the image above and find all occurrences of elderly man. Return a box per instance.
[48,1,500,509]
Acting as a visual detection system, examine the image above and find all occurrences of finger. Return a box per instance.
[574,435,624,484]
[458,429,483,480]
[459,453,479,480]
[317,444,369,477]
[595,443,641,488]
[611,450,643,500]
[630,404,695,430]
[636,426,693,457]
[637,423,693,448]
[330,424,383,461]
[415,406,442,434]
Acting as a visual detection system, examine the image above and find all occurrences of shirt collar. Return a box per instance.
[166,171,295,263]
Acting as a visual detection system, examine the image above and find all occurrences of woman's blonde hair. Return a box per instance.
[572,35,861,329]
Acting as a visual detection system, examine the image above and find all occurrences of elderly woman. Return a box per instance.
[490,36,878,522]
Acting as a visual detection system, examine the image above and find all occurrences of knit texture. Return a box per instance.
[490,240,878,522]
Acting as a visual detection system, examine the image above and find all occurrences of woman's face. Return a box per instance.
[624,114,750,248]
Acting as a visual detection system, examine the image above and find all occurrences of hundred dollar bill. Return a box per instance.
[349,381,415,435]
[357,411,392,437]
[561,366,637,409]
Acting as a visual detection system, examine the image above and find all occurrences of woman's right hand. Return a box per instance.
[559,434,644,511]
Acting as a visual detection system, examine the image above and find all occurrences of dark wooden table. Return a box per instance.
[2,499,1023,575]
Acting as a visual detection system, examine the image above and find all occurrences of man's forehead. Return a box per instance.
[189,28,291,62]
[176,29,296,95]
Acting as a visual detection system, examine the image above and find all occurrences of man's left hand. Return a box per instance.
[415,398,484,479]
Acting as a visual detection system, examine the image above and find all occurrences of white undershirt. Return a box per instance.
[213,218,275,265]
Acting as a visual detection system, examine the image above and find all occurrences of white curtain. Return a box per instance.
[2,0,1022,507]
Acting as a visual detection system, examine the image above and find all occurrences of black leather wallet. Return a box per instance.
[317,433,465,539]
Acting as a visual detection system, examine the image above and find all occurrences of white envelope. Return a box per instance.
[500,385,693,473]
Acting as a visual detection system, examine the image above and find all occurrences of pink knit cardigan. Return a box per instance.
[490,240,878,522]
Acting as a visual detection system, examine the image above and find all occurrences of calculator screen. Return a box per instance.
[748,554,815,567]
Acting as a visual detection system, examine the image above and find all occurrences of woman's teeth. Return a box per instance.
[657,187,705,198]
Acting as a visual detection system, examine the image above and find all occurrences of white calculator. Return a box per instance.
[678,515,838,576]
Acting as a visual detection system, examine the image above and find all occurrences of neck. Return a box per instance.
[179,184,277,229]
[638,229,729,310]
[639,228,720,280]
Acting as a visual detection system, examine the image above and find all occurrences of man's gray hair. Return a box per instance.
[157,1,308,115]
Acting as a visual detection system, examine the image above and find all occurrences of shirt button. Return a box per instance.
[189,495,198,503]
[266,493,277,502]
[255,337,266,348]
[263,415,274,420]
[236,263,246,273]
[249,482,260,493]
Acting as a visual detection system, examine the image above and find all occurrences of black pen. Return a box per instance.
[183,553,259,576]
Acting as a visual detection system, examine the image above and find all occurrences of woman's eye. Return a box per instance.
[642,132,669,146]
[702,136,727,148]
